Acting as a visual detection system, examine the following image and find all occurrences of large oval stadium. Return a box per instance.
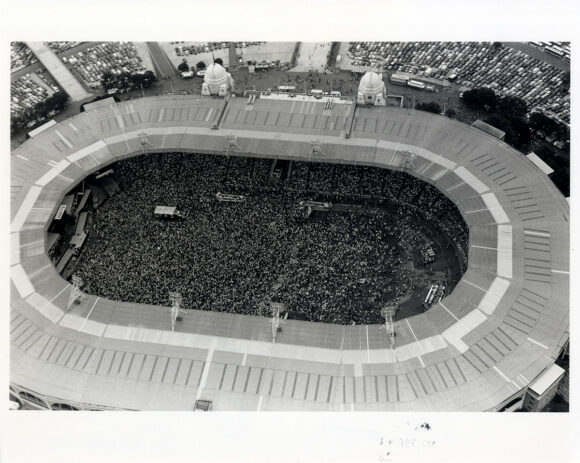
[10,93,569,411]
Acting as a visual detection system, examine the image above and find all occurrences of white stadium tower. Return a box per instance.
[10,90,569,411]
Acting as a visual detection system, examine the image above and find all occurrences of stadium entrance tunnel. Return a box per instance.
[50,152,469,325]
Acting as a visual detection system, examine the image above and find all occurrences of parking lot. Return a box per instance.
[158,42,296,71]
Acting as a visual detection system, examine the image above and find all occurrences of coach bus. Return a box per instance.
[407,80,426,90]
[390,73,409,85]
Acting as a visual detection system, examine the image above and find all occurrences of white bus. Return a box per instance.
[390,73,409,85]
[407,80,426,89]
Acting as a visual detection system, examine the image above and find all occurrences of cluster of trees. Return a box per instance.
[461,88,532,150]
[529,111,568,141]
[178,59,208,73]
[462,88,568,146]
[461,86,569,195]
[11,91,70,134]
[101,70,157,92]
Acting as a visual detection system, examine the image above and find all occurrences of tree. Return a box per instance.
[101,71,117,90]
[11,90,71,133]
[196,61,206,70]
[177,59,189,73]
[416,101,441,114]
[562,71,570,92]
[49,91,69,111]
[497,95,528,118]
[507,116,531,150]
[535,144,556,160]
[462,87,497,111]
[141,70,157,88]
[130,70,157,89]
[485,113,510,131]
[445,109,457,119]
[529,111,566,139]
[485,113,531,151]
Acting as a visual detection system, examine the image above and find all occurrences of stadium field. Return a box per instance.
[72,153,467,325]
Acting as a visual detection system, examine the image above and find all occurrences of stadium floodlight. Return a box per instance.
[224,134,240,157]
[271,303,286,344]
[138,131,151,154]
[400,151,417,171]
[309,139,324,161]
[168,291,183,332]
[67,275,85,311]
[381,305,397,348]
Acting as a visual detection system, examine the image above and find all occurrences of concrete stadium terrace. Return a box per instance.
[10,94,569,411]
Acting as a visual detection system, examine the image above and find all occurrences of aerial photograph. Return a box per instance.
[10,40,569,412]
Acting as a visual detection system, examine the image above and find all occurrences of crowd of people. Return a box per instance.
[62,42,150,89]
[345,41,569,123]
[74,153,468,325]
[10,42,37,72]
[10,70,60,121]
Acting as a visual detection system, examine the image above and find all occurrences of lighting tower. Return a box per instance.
[309,139,324,161]
[138,131,151,154]
[168,291,183,332]
[67,275,85,311]
[224,134,240,157]
[400,151,417,171]
[381,305,397,348]
[271,303,286,344]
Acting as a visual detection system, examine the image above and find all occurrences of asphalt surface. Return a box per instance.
[147,41,177,78]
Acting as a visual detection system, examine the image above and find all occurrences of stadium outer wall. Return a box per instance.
[10,95,569,411]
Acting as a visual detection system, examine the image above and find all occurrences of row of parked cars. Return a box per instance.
[11,69,59,121]
[10,42,37,73]
[47,41,83,54]
[344,42,569,123]
[173,41,264,57]
[62,42,149,89]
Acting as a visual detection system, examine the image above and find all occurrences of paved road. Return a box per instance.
[147,42,176,78]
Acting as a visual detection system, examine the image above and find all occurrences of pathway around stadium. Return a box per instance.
[147,41,177,78]
[292,42,332,72]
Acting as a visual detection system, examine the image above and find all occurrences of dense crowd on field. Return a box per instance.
[75,153,468,324]
[346,41,569,123]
